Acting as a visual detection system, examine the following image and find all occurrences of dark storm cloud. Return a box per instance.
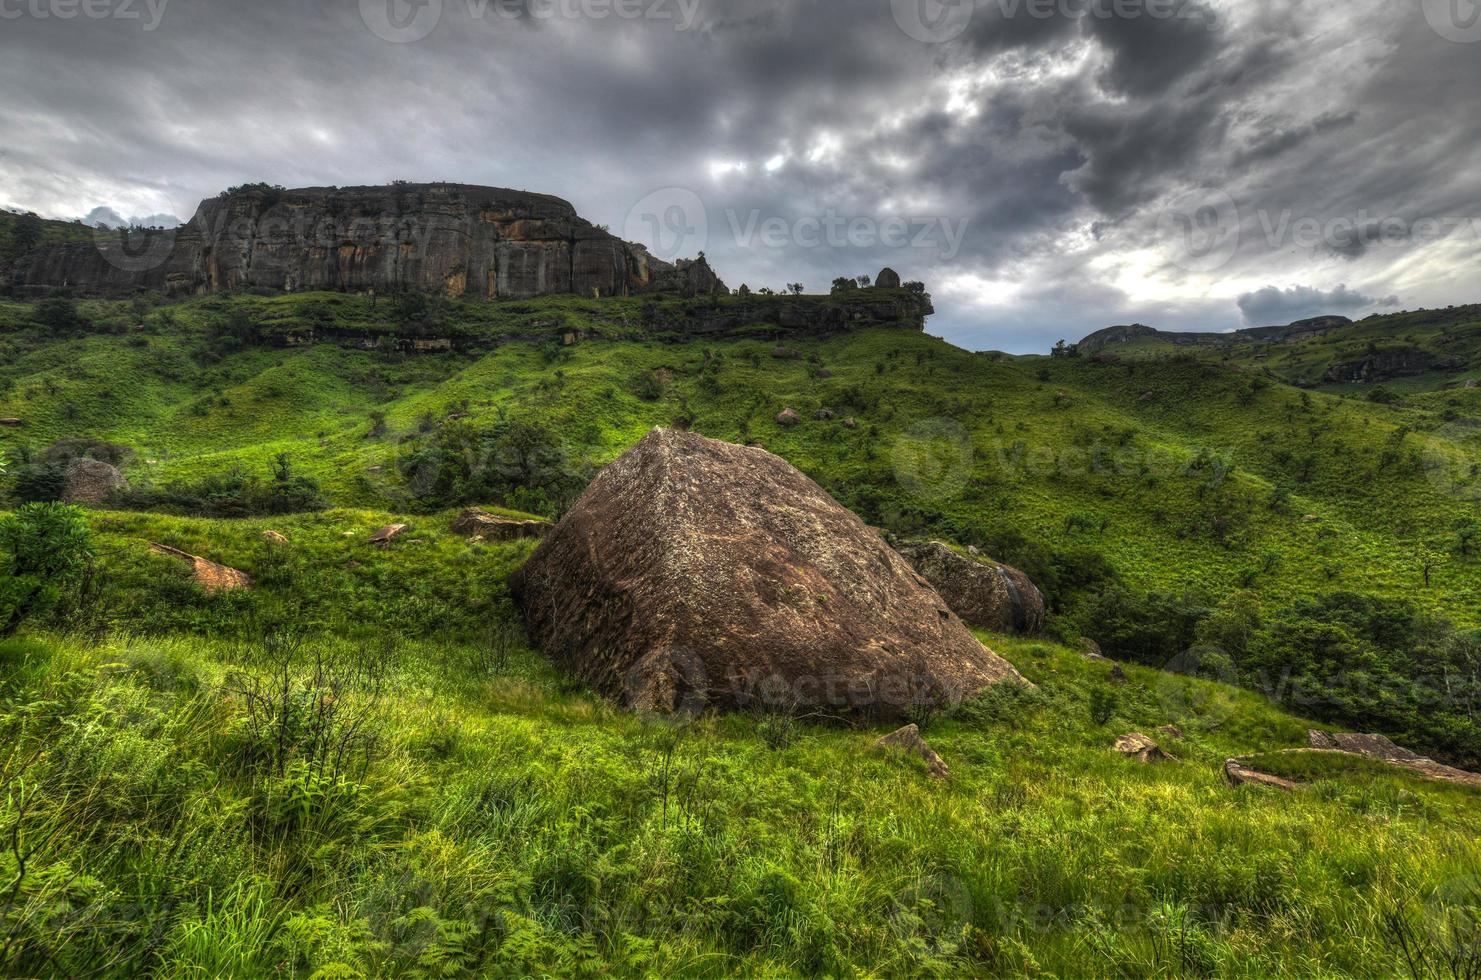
[1,0,1478,352]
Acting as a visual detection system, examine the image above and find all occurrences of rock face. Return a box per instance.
[12,183,717,300]
[510,429,1027,717]
[62,458,127,505]
[874,267,902,290]
[896,541,1045,635]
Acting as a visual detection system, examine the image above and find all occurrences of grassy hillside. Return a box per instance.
[2,508,1479,977]
[1078,306,1481,394]
[2,291,1481,975]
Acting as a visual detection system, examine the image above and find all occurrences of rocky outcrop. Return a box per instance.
[1114,732,1174,763]
[874,267,902,290]
[451,507,551,541]
[1321,347,1452,384]
[874,724,950,779]
[896,541,1046,635]
[1304,731,1481,787]
[510,428,1027,717]
[642,291,934,336]
[12,183,710,301]
[62,458,127,505]
[149,543,252,594]
[370,524,408,546]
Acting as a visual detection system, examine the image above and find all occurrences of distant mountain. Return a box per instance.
[1076,307,1481,390]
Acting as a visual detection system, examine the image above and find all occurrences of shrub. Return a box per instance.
[0,503,93,638]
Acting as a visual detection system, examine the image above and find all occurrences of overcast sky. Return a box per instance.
[2,0,1478,352]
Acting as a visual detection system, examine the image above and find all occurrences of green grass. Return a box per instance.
[3,625,1478,977]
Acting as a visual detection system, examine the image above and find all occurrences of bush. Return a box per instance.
[113,454,328,517]
[0,503,93,637]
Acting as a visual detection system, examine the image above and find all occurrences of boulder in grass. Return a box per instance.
[262,531,289,545]
[775,408,801,427]
[896,541,1046,635]
[150,543,251,594]
[451,507,551,542]
[0,417,22,427]
[1114,732,1173,764]
[510,428,1028,717]
[62,458,128,505]
[874,724,950,779]
[370,524,408,546]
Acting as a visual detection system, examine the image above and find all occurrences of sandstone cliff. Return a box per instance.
[10,183,726,301]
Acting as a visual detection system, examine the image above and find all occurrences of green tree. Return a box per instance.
[0,503,93,637]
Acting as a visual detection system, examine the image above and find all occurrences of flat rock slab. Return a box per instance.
[874,724,950,779]
[370,524,408,546]
[1224,759,1298,791]
[451,507,551,542]
[511,428,1027,717]
[150,543,251,594]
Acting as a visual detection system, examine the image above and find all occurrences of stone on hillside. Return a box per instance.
[1082,638,1110,662]
[0,417,22,427]
[451,507,551,542]
[510,428,1028,717]
[1224,759,1297,791]
[874,267,902,290]
[776,408,801,427]
[843,418,859,430]
[1158,724,1185,739]
[874,724,950,779]
[1307,730,1422,761]
[262,530,289,545]
[896,541,1046,635]
[62,458,128,505]
[813,408,835,421]
[150,543,251,594]
[370,524,408,546]
[1114,732,1173,764]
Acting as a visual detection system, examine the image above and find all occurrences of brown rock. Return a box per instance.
[13,183,716,302]
[510,429,1028,717]
[1307,731,1423,761]
[874,724,950,779]
[842,418,859,430]
[62,458,128,505]
[1114,732,1173,763]
[896,541,1046,635]
[451,507,551,542]
[370,524,408,546]
[262,530,289,545]
[775,408,801,427]
[0,417,22,427]
[150,543,251,594]
[813,408,835,421]
[1224,759,1297,791]
[1082,638,1110,662]
[1158,724,1185,739]
[873,267,903,290]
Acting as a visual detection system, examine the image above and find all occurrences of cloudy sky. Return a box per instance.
[2,0,1478,352]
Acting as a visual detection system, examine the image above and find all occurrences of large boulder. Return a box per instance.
[896,541,1045,635]
[874,267,903,290]
[510,429,1027,717]
[451,507,551,542]
[62,458,127,505]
